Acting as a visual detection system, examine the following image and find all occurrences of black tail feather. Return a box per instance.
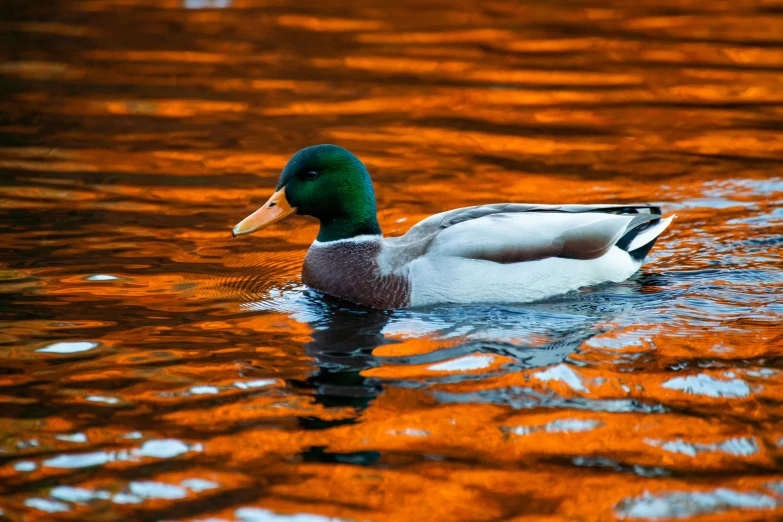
[627,235,661,261]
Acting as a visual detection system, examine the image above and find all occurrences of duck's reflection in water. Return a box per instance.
[295,297,391,418]
[248,276,659,424]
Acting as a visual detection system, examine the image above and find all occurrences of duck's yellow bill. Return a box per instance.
[232,188,296,237]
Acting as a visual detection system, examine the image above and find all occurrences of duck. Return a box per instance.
[232,144,673,310]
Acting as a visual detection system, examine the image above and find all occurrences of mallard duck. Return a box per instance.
[233,144,673,310]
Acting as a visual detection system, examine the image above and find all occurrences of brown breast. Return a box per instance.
[301,238,411,310]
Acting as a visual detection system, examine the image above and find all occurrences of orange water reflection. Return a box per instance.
[1,0,783,521]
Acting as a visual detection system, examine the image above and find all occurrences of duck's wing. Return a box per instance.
[389,203,670,265]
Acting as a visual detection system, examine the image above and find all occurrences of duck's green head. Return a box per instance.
[232,144,381,242]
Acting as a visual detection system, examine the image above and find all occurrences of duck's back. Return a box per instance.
[399,203,672,307]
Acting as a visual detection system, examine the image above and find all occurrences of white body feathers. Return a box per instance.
[407,246,640,306]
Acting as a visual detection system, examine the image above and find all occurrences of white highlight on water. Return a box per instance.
[661,374,750,398]
[534,364,588,392]
[427,355,494,372]
[37,341,98,354]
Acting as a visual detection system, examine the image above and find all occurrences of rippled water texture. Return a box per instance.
[2,0,783,520]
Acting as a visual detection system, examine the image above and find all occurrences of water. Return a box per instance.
[1,0,782,520]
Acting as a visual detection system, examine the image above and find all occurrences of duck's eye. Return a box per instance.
[304,171,319,180]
